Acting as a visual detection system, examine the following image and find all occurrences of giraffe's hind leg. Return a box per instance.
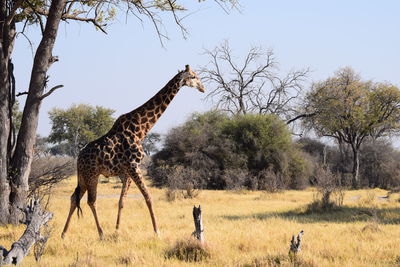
[61,184,87,238]
[130,166,159,235]
[86,175,104,239]
[116,176,132,230]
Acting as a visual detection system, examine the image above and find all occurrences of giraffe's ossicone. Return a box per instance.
[61,65,205,239]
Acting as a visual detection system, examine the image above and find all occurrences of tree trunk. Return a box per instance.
[9,0,67,224]
[0,0,15,222]
[337,140,347,185]
[351,146,360,189]
[0,48,11,224]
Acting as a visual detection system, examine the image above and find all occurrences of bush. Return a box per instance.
[165,239,211,262]
[148,112,313,190]
[256,167,282,192]
[148,111,245,190]
[221,169,252,190]
[305,166,344,213]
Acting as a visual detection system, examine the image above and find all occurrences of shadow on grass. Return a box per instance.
[221,206,400,224]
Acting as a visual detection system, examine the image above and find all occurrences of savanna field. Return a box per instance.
[1,176,399,267]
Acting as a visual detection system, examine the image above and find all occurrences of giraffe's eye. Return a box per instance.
[190,75,196,79]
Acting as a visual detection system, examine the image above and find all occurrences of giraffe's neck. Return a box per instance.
[127,72,183,140]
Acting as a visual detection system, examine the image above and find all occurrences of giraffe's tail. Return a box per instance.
[73,185,83,218]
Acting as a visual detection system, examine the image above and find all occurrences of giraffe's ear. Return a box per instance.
[185,65,191,72]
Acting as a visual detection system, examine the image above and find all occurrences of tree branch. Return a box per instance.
[23,7,108,34]
[286,112,316,124]
[40,85,64,100]
[61,14,107,34]
[16,91,28,97]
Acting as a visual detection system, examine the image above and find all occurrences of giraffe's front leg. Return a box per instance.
[129,166,159,235]
[116,176,132,230]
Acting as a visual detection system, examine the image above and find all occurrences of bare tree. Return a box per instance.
[200,41,308,119]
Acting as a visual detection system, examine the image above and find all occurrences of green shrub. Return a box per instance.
[148,112,313,190]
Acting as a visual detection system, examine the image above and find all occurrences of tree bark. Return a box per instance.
[351,146,360,189]
[0,199,53,265]
[0,0,13,221]
[0,47,11,224]
[9,0,67,224]
[337,140,348,186]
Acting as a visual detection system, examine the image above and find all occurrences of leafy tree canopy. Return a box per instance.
[303,67,400,187]
[48,104,115,157]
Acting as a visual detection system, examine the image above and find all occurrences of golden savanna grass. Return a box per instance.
[1,176,399,266]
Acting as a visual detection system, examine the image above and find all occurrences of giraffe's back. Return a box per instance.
[77,129,143,180]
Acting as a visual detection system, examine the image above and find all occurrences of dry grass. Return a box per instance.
[165,238,211,262]
[0,176,399,266]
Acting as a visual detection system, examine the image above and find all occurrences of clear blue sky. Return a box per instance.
[13,1,400,137]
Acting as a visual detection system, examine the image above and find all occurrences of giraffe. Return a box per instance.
[61,65,205,239]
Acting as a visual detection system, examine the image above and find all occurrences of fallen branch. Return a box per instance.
[0,199,53,265]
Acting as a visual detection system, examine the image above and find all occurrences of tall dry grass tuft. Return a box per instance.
[69,251,97,267]
[361,208,381,233]
[358,191,376,206]
[165,238,211,262]
[116,251,140,265]
[165,188,180,202]
[247,253,317,267]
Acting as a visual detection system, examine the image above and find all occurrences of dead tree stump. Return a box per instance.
[192,205,204,245]
[289,230,304,258]
[0,199,53,265]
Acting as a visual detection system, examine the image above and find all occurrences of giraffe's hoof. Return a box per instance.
[155,230,161,237]
[61,232,65,239]
[99,232,104,240]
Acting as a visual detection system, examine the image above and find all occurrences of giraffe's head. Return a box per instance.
[180,65,205,93]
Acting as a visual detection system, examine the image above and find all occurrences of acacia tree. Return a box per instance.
[200,40,308,119]
[48,104,115,157]
[0,0,238,224]
[303,67,400,188]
